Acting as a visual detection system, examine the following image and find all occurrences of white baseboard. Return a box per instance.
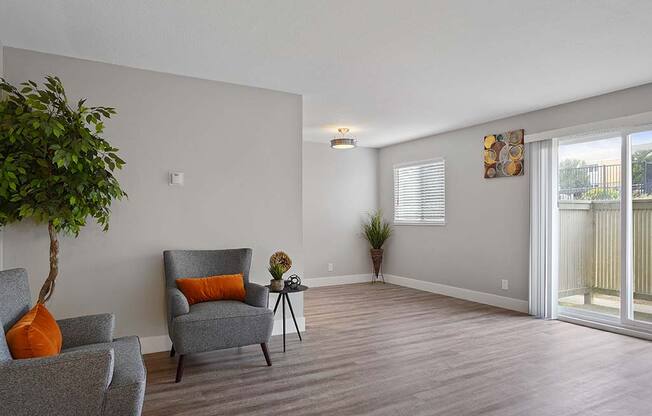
[303,274,372,287]
[384,274,529,313]
[140,317,306,354]
[305,273,528,313]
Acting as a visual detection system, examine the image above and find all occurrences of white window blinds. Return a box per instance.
[393,158,445,225]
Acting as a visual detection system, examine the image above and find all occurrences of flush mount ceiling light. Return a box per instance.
[330,128,357,149]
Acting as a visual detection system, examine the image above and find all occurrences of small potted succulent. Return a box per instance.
[268,251,292,291]
[268,263,285,291]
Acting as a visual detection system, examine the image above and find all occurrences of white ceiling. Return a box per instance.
[2,1,652,147]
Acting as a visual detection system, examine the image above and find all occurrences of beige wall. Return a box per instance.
[1,47,304,339]
[379,82,652,302]
[303,142,378,279]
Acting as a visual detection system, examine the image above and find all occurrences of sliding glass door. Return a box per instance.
[557,135,622,318]
[556,128,652,333]
[630,131,652,324]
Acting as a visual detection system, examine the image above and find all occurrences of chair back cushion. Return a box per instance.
[1,268,32,360]
[6,304,63,359]
[176,274,246,304]
[0,321,11,362]
[163,249,252,288]
[0,268,32,332]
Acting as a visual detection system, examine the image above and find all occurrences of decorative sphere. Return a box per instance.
[286,274,301,290]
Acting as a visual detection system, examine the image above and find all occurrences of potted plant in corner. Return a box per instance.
[362,210,392,283]
[0,76,126,304]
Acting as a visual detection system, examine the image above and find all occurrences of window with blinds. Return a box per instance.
[393,158,445,225]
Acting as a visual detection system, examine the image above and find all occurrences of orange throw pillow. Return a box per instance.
[176,274,246,305]
[6,304,63,359]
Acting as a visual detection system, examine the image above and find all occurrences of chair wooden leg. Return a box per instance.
[170,345,175,357]
[175,354,185,383]
[261,343,272,366]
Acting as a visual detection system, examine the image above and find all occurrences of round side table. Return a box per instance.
[265,284,308,352]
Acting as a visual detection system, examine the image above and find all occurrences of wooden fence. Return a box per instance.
[559,200,652,299]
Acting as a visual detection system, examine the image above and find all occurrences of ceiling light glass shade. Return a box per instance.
[330,138,357,149]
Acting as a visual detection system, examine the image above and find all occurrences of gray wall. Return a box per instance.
[303,142,378,278]
[1,47,303,338]
[379,82,652,302]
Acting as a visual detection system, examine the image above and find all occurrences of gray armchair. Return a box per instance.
[0,268,146,416]
[163,249,273,382]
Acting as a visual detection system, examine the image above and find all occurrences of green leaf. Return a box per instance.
[0,75,126,238]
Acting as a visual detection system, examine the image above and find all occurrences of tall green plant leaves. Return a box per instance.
[268,263,285,280]
[362,210,392,249]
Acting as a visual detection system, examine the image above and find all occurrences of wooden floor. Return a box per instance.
[143,283,652,416]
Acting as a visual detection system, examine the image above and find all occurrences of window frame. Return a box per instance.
[392,157,446,226]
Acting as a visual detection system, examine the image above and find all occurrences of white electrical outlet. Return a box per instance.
[328,263,334,272]
[501,279,509,290]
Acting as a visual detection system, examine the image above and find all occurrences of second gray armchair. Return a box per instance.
[163,248,274,382]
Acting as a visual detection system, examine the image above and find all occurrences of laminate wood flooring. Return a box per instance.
[143,283,652,416]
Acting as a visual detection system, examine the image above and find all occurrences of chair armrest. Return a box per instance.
[168,287,190,318]
[245,282,269,308]
[0,346,114,415]
[57,313,115,349]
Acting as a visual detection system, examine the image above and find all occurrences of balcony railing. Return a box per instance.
[559,161,652,201]
[559,200,652,300]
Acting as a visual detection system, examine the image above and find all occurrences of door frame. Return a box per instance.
[555,125,652,336]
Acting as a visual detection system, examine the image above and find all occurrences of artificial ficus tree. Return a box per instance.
[0,76,126,304]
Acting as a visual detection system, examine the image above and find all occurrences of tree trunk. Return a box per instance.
[37,222,59,304]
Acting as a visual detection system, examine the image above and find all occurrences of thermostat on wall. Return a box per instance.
[169,171,184,186]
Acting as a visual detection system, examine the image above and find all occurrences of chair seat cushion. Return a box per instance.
[172,300,273,354]
[63,336,146,416]
[177,300,270,322]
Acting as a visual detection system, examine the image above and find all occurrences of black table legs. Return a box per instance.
[272,292,302,352]
[286,294,302,341]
